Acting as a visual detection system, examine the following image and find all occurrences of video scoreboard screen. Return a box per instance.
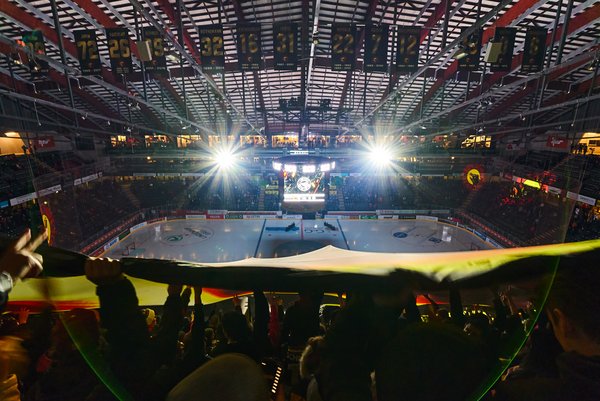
[283,170,326,203]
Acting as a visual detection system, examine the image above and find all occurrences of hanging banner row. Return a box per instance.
[22,24,547,76]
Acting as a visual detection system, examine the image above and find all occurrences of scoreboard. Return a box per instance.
[283,171,326,203]
[274,157,334,206]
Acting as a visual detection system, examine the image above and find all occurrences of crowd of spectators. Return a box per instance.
[185,179,261,211]
[130,179,190,209]
[341,176,468,211]
[0,205,36,238]
[74,180,138,239]
[566,203,600,242]
[1,228,599,401]
[1,172,598,251]
[467,181,564,243]
[0,155,35,201]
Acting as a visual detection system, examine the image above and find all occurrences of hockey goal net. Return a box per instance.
[470,242,482,251]
[121,242,136,256]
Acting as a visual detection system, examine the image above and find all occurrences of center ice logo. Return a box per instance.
[166,235,183,242]
[184,227,213,241]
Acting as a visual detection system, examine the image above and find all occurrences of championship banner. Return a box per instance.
[522,27,547,73]
[273,22,298,70]
[22,30,48,74]
[74,30,101,76]
[396,26,421,72]
[237,24,262,71]
[364,24,389,73]
[105,28,132,75]
[198,24,225,73]
[331,23,357,71]
[457,28,482,71]
[142,27,167,75]
[489,27,516,72]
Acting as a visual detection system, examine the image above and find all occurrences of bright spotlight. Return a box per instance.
[214,148,236,169]
[368,145,393,167]
[303,165,316,173]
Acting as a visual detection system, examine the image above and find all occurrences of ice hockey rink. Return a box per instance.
[104,218,493,263]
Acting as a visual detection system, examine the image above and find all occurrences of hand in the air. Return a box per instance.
[84,257,123,286]
[0,229,45,281]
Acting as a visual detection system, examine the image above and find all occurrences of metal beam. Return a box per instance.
[396,49,599,134]
[485,46,600,120]
[0,0,165,130]
[69,0,195,123]
[337,0,380,114]
[230,0,268,131]
[535,72,600,122]
[0,70,113,132]
[151,0,251,131]
[305,0,322,109]
[407,0,548,122]
[377,0,451,113]
[447,2,600,121]
[0,31,215,137]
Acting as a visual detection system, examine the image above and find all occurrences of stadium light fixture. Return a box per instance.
[213,148,237,170]
[368,145,393,168]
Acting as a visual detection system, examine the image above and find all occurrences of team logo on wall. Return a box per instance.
[297,177,312,192]
[39,203,55,245]
[464,164,484,189]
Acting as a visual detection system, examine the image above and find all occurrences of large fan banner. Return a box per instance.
[6,238,600,308]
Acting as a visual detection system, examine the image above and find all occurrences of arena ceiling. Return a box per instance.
[0,0,598,140]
